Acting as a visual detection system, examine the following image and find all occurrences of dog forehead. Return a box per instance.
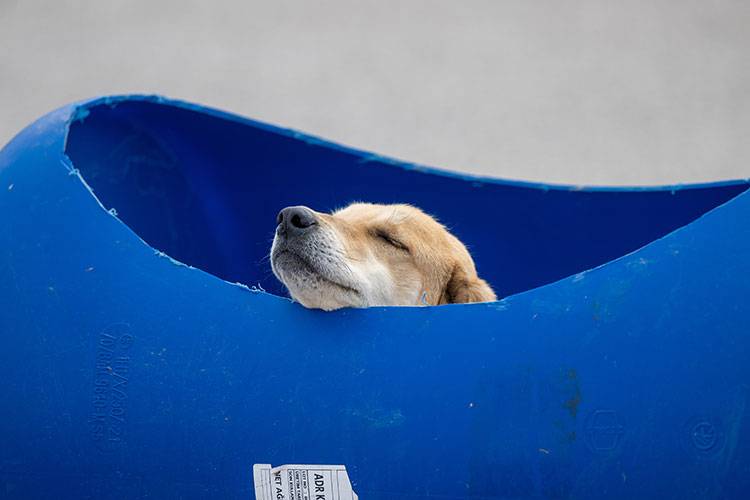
[333,203,413,225]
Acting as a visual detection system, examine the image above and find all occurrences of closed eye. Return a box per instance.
[374,229,409,251]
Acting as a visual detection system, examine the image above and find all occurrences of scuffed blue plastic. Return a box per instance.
[1,95,749,499]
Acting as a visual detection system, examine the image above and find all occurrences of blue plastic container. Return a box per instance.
[1,95,749,499]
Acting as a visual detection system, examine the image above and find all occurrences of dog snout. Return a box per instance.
[276,206,318,237]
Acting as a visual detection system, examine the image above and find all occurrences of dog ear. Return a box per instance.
[443,265,497,304]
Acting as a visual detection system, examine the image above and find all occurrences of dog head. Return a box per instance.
[270,203,496,310]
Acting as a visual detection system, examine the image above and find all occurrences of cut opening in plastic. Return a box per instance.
[65,100,749,300]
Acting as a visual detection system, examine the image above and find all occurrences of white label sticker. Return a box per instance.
[253,464,358,500]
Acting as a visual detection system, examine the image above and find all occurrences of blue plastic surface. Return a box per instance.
[1,95,749,499]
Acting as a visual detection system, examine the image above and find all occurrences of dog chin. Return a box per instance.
[292,281,362,311]
[271,250,363,310]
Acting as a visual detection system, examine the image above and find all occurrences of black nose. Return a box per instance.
[276,206,318,236]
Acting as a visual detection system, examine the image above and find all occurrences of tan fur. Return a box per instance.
[271,203,496,310]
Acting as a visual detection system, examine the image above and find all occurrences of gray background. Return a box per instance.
[2,0,748,185]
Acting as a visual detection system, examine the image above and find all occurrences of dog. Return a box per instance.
[270,203,496,310]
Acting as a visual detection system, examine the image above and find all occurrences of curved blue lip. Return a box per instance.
[67,94,750,193]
